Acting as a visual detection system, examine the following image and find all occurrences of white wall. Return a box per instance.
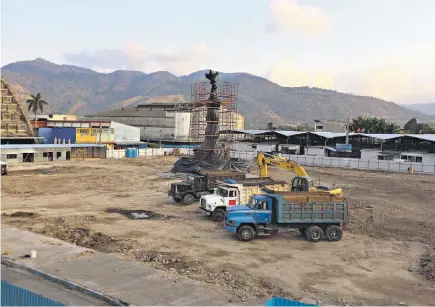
[174,112,191,141]
[110,121,140,142]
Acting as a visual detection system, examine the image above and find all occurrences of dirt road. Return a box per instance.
[2,158,435,305]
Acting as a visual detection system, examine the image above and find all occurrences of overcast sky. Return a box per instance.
[2,0,434,104]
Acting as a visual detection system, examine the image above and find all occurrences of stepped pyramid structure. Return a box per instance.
[1,78,37,143]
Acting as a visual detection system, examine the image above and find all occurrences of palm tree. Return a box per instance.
[26,93,48,131]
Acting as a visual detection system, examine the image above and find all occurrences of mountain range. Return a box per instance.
[1,58,431,127]
[402,103,435,116]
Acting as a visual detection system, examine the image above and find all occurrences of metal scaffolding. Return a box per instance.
[189,81,238,155]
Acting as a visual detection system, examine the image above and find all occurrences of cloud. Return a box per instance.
[267,0,331,37]
[351,44,435,102]
[64,42,212,75]
[269,59,335,89]
[270,45,435,104]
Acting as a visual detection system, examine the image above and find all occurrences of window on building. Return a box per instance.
[43,152,48,157]
[56,152,62,159]
[6,154,17,159]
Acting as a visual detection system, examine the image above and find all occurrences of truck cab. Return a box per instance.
[199,185,240,221]
[169,174,211,205]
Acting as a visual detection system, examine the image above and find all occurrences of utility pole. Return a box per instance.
[345,117,350,145]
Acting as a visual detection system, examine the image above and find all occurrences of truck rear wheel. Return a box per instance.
[173,197,182,203]
[305,226,323,243]
[237,226,255,242]
[182,194,195,205]
[326,225,342,241]
[212,208,225,222]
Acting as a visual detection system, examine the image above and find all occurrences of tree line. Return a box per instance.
[268,116,435,134]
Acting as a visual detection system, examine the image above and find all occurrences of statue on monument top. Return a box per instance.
[205,70,219,102]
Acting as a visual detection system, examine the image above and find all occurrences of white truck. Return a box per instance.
[199,177,289,222]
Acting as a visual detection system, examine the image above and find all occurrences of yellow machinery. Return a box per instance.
[257,152,343,197]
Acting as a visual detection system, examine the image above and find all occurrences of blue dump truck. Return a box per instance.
[225,191,348,243]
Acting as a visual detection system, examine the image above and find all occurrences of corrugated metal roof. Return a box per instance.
[405,134,435,142]
[310,131,347,139]
[229,129,270,135]
[0,144,105,149]
[355,133,403,140]
[273,131,307,137]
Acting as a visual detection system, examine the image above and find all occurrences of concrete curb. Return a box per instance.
[1,256,130,306]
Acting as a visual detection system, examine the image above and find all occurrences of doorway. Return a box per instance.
[66,151,71,161]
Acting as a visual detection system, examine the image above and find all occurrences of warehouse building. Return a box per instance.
[85,103,245,143]
[85,103,192,143]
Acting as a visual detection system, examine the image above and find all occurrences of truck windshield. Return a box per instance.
[218,188,228,197]
[247,197,257,209]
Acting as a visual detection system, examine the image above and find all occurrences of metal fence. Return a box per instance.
[106,148,435,174]
[231,151,435,174]
[1,280,65,306]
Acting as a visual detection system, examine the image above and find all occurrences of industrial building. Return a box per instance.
[36,119,142,150]
[314,120,348,133]
[85,103,192,143]
[227,129,435,163]
[0,79,40,144]
[0,143,106,164]
[85,103,245,143]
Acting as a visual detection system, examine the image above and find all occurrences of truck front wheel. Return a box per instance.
[182,194,195,205]
[326,225,342,242]
[237,226,255,242]
[212,208,225,222]
[305,225,324,243]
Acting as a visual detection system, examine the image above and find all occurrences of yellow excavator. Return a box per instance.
[257,152,343,197]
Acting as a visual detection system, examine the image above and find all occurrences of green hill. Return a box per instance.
[1,58,425,127]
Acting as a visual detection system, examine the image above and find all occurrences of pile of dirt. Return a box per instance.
[419,246,435,281]
[39,225,125,252]
[106,208,174,220]
[130,249,291,301]
[2,212,36,218]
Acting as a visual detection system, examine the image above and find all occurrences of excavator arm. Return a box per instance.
[258,152,309,178]
[257,152,343,197]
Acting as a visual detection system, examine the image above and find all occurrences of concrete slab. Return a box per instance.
[1,225,263,306]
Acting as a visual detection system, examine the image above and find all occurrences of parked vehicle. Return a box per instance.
[258,152,343,197]
[168,171,246,205]
[1,161,8,176]
[199,177,289,222]
[225,191,348,243]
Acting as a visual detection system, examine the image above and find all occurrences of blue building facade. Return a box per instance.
[39,128,76,144]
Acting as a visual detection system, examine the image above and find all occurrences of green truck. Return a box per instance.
[168,171,246,205]
[225,191,348,243]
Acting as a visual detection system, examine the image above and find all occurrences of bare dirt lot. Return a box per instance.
[2,157,435,305]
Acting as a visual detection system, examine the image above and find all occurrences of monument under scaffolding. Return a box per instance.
[171,70,247,173]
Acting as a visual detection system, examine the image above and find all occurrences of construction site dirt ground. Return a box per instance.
[2,157,435,305]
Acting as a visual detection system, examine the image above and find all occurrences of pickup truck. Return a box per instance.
[225,191,348,243]
[168,171,246,205]
[199,177,289,222]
